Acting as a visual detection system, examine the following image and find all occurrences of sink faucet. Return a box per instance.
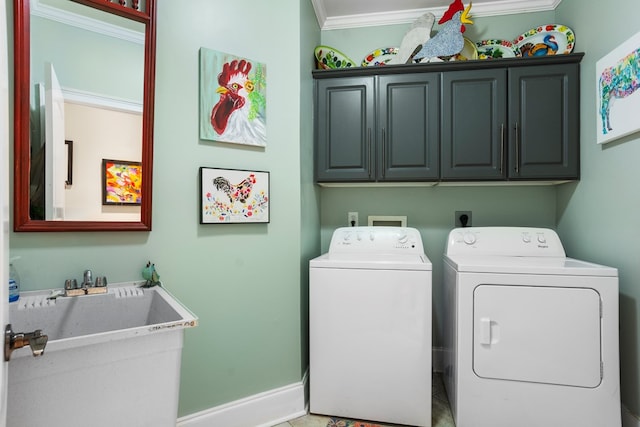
[64,270,108,296]
[4,324,48,361]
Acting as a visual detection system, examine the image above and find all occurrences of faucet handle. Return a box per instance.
[83,270,93,287]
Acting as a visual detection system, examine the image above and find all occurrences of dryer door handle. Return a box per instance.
[479,317,492,345]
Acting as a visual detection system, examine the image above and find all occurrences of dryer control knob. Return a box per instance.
[398,234,408,244]
[463,232,476,245]
[369,232,375,241]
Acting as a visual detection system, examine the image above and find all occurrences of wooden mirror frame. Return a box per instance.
[13,0,156,231]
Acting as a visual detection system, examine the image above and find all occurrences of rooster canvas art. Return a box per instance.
[200,48,267,147]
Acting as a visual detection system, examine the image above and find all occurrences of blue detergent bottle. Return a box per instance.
[9,257,20,303]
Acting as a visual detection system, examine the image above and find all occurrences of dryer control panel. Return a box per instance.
[329,226,424,254]
[446,227,566,257]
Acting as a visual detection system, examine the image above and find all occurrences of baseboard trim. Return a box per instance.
[623,404,640,427]
[177,370,308,427]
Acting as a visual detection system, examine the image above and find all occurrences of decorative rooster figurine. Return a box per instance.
[413,0,473,62]
[210,59,267,146]
[141,261,161,288]
[520,34,558,57]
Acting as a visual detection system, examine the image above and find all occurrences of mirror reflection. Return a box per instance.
[29,0,144,222]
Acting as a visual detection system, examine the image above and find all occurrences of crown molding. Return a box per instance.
[313,0,562,30]
[31,0,144,44]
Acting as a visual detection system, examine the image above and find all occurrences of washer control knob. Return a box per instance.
[522,233,531,243]
[463,232,476,245]
[369,232,375,241]
[343,232,352,241]
[537,234,546,244]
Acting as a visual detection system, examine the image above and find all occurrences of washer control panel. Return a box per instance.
[446,227,566,257]
[329,226,424,254]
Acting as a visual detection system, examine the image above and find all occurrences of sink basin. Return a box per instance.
[7,282,197,427]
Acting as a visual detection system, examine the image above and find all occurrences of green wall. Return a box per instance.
[555,0,640,416]
[9,0,319,418]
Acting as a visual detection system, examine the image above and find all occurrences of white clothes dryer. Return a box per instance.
[310,227,432,427]
[443,227,621,427]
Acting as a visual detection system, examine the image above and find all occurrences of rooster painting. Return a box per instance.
[413,0,473,62]
[200,48,267,147]
[213,174,256,204]
[201,167,270,224]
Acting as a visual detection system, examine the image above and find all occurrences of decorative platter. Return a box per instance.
[314,45,356,70]
[361,47,400,67]
[476,39,520,59]
[513,24,575,57]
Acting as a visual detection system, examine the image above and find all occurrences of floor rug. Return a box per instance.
[326,419,382,427]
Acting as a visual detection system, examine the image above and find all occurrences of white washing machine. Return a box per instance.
[310,226,432,427]
[443,227,621,427]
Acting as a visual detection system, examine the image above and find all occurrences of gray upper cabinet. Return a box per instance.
[442,62,580,180]
[315,77,374,181]
[314,53,582,184]
[508,64,579,180]
[441,69,508,180]
[315,73,440,182]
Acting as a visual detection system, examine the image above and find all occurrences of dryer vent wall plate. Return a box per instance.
[368,215,407,227]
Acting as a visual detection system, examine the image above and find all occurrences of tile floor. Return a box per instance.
[273,374,454,427]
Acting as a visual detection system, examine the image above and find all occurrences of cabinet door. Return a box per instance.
[441,69,507,180]
[508,64,579,179]
[378,73,440,181]
[315,77,375,182]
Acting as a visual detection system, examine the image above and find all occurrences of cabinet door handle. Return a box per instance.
[500,123,505,174]
[367,128,372,178]
[381,128,386,179]
[514,122,520,174]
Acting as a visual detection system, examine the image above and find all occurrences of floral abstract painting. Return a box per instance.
[200,167,269,224]
[102,159,142,205]
[596,31,640,144]
[199,48,267,147]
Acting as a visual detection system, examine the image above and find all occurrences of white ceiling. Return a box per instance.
[311,0,562,30]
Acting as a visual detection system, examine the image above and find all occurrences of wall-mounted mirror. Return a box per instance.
[13,0,156,231]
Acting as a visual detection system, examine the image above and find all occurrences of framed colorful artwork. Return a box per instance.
[199,48,267,147]
[102,159,142,205]
[200,167,270,224]
[596,31,640,144]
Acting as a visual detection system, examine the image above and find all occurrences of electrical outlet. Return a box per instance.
[348,212,359,227]
[455,211,472,227]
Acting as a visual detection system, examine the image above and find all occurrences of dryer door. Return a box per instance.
[473,285,601,388]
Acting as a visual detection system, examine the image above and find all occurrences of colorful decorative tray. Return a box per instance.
[314,45,356,70]
[476,39,520,59]
[361,47,399,67]
[513,24,575,57]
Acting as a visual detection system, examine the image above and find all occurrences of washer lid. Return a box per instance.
[310,252,432,271]
[445,255,617,277]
